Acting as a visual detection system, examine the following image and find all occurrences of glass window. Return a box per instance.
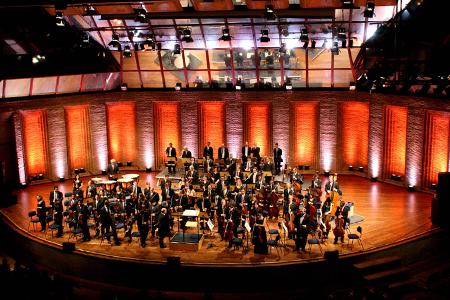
[122,72,141,88]
[309,70,331,88]
[284,70,306,88]
[183,50,208,70]
[210,71,232,88]
[284,49,306,70]
[58,75,82,94]
[4,79,30,98]
[308,48,331,69]
[229,25,254,49]
[334,50,352,69]
[32,77,57,96]
[160,50,184,71]
[189,71,210,88]
[257,48,281,70]
[138,51,162,71]
[259,70,282,88]
[351,48,361,64]
[208,50,230,70]
[141,71,164,88]
[122,54,138,71]
[105,72,120,90]
[82,73,107,91]
[164,71,187,88]
[334,70,354,88]
[235,71,256,88]
[233,49,256,70]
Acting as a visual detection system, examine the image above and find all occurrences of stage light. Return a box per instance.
[298,165,304,170]
[39,174,44,180]
[396,175,401,181]
[337,27,347,40]
[134,8,146,23]
[59,177,65,182]
[341,0,355,9]
[84,6,97,15]
[324,171,330,177]
[305,165,310,171]
[174,43,181,54]
[260,29,270,43]
[285,78,292,90]
[55,11,65,27]
[81,33,90,48]
[74,169,79,174]
[144,34,155,48]
[430,183,437,190]
[408,185,415,191]
[181,29,194,43]
[235,78,242,90]
[121,84,128,91]
[349,166,354,171]
[80,168,85,173]
[364,1,375,18]
[175,83,182,91]
[21,183,27,188]
[311,40,316,49]
[390,174,396,180]
[123,45,132,58]
[117,162,123,167]
[264,4,277,21]
[127,161,132,167]
[331,42,340,55]
[300,28,309,42]
[219,28,232,41]
[102,170,107,175]
[108,34,120,48]
[370,177,377,182]
[146,167,152,172]
[279,43,288,54]
[359,167,364,172]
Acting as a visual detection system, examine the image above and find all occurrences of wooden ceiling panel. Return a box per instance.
[191,0,234,11]
[246,0,289,10]
[143,1,184,13]
[300,0,342,8]
[93,5,135,15]
[45,7,85,16]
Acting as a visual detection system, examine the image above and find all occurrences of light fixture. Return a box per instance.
[349,166,354,171]
[127,161,132,166]
[408,185,415,191]
[74,169,79,174]
[174,43,181,54]
[370,177,377,182]
[430,183,437,190]
[390,174,396,180]
[305,165,310,171]
[300,28,309,42]
[121,84,127,91]
[264,4,277,21]
[82,33,90,48]
[175,83,182,91]
[364,1,375,18]
[102,170,107,175]
[39,174,44,180]
[279,43,288,54]
[123,45,132,58]
[117,162,122,167]
[285,78,292,90]
[341,0,355,9]
[359,167,364,172]
[311,40,316,49]
[337,27,347,40]
[59,177,65,182]
[108,34,120,48]
[181,29,194,43]
[331,42,340,55]
[134,8,146,23]
[143,34,155,48]
[146,167,152,172]
[219,28,232,41]
[84,6,97,15]
[55,11,65,27]
[396,175,401,181]
[80,168,85,173]
[280,25,289,37]
[260,29,270,43]
[324,171,330,177]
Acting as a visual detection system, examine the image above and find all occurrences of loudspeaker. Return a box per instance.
[167,256,180,267]
[324,250,339,260]
[434,172,450,226]
[63,242,76,251]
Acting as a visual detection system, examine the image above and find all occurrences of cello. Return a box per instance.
[327,174,340,216]
[267,189,279,218]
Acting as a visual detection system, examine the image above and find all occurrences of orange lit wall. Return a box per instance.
[290,102,319,168]
[383,105,407,178]
[65,105,91,171]
[423,110,449,187]
[339,102,369,169]
[198,102,225,157]
[243,102,272,157]
[106,102,136,162]
[22,109,49,177]
[153,102,181,168]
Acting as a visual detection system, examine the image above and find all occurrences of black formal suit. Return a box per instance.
[158,212,170,247]
[325,181,340,195]
[107,163,119,179]
[160,179,172,189]
[161,187,175,206]
[311,178,323,190]
[204,159,214,173]
[219,188,232,201]
[217,204,230,238]
[294,213,311,251]
[53,200,63,235]
[283,187,296,201]
[235,193,250,206]
[79,204,90,241]
[49,190,63,207]
[136,209,150,246]
[273,147,283,175]
[165,147,177,173]
[149,191,159,204]
[85,185,97,198]
[251,147,261,161]
[248,171,260,184]
[100,205,119,244]
[256,180,265,191]
[129,185,143,198]
[290,172,303,184]
[217,180,229,194]
[283,201,298,216]
[263,162,274,184]
[203,146,214,159]
[218,147,229,160]
[242,160,255,172]
[37,200,46,231]
[187,169,199,184]
[143,187,151,200]
[203,189,216,202]
[225,158,236,174]
[188,161,198,171]
[232,170,243,184]
[242,146,251,163]
[73,188,84,199]
[181,150,192,158]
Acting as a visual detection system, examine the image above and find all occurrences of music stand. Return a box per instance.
[199,212,209,234]
[263,171,273,178]
[202,173,212,178]
[280,221,289,251]
[206,219,218,249]
[243,221,251,249]
[235,158,242,164]
[247,184,256,194]
[220,172,230,178]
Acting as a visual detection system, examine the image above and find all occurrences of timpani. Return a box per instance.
[123,173,140,182]
[117,177,133,189]
[99,180,116,194]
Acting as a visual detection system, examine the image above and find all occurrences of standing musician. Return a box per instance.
[273,143,283,175]
[227,202,242,248]
[49,186,63,209]
[204,155,214,174]
[73,183,83,200]
[256,176,265,192]
[149,199,160,237]
[290,167,304,185]
[232,165,243,185]
[187,157,198,171]
[136,204,150,247]
[266,180,278,194]
[217,199,230,241]
[294,207,311,252]
[36,195,46,232]
[203,185,216,219]
[248,168,260,184]
[86,180,97,199]
[187,165,199,184]
[284,182,296,200]
[143,182,152,200]
[117,196,132,236]
[200,175,210,191]
[165,143,177,175]
[203,141,214,160]
[129,181,143,206]
[148,187,159,204]
[158,207,170,248]
[91,194,103,237]
[243,157,255,172]
[181,146,192,159]
[161,183,175,208]
[107,159,119,180]
[218,143,229,160]
[78,199,90,242]
[217,176,229,193]
[100,200,121,245]
[262,157,274,184]
[159,174,172,189]
[310,171,323,200]
[219,184,232,203]
[225,154,236,174]
[53,197,64,237]
[73,174,83,189]
[251,142,261,163]
[321,197,333,239]
[334,200,349,244]
[242,141,251,163]
[325,174,340,195]
[283,195,298,239]
[252,216,268,255]
[197,196,211,230]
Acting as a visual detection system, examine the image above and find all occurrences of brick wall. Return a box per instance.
[1,90,450,191]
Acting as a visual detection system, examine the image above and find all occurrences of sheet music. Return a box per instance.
[244,221,251,233]
[282,222,288,233]
[207,219,214,231]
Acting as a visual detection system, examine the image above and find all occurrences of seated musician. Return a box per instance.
[334,200,350,244]
[217,199,230,242]
[248,168,260,184]
[165,143,177,175]
[217,176,229,192]
[107,159,119,180]
[204,155,214,174]
[232,165,243,185]
[234,178,245,193]
[294,207,311,252]
[290,167,304,185]
[225,154,236,174]
[161,183,175,208]
[86,180,97,199]
[188,157,198,171]
[235,188,250,207]
[91,194,103,237]
[187,165,199,185]
[186,184,197,207]
[211,167,221,184]
[283,182,296,201]
[266,180,278,194]
[196,197,211,230]
[203,185,216,220]
[219,184,231,203]
[262,157,274,184]
[113,185,124,200]
[200,175,210,191]
[100,199,121,245]
[243,157,254,172]
[225,202,242,249]
[256,176,265,191]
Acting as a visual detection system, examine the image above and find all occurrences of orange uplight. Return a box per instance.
[244,102,272,157]
[291,102,318,167]
[384,105,407,177]
[198,102,225,157]
[65,105,90,171]
[22,109,48,177]
[340,102,369,168]
[154,102,181,168]
[106,102,137,163]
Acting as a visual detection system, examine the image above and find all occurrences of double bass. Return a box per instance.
[327,174,340,216]
[267,188,279,218]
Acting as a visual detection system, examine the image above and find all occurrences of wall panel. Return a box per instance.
[65,105,92,172]
[198,102,226,158]
[243,102,272,157]
[383,105,407,179]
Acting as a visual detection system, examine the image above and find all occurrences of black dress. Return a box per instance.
[252,225,268,255]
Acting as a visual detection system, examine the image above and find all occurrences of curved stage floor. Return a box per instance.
[1,173,438,265]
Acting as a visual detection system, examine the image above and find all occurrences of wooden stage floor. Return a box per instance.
[0,173,439,265]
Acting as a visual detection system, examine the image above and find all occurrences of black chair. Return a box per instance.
[28,211,40,231]
[347,226,363,249]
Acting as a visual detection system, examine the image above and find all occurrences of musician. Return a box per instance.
[212,167,221,183]
[149,200,159,237]
[158,207,170,248]
[325,174,340,195]
[197,197,211,230]
[203,184,216,204]
[200,175,210,191]
[136,204,149,248]
[249,168,260,184]
[252,217,268,255]
[232,165,244,185]
[188,157,198,171]
[334,200,349,244]
[113,185,124,200]
[273,143,283,175]
[217,176,229,193]
[100,200,121,245]
[311,171,323,201]
[143,182,151,200]
[294,207,311,252]
[219,184,232,202]
[129,181,143,204]
[86,180,97,199]
[290,167,304,185]
[225,154,236,174]
[203,141,214,160]
[204,155,214,174]
[148,187,159,204]
[186,184,197,207]
[266,180,278,194]
[242,141,251,163]
[161,183,175,207]
[234,178,245,193]
[251,142,261,163]
[78,199,90,242]
[187,165,199,184]
[107,159,119,180]
[243,157,255,172]
[283,182,296,201]
[165,143,177,174]
[49,186,63,209]
[283,195,298,219]
[91,194,103,237]
[226,202,242,248]
[73,174,83,189]
[217,199,230,241]
[321,197,333,239]
[73,183,83,200]
[218,143,229,160]
[53,197,64,237]
[117,196,131,235]
[181,146,192,159]
[37,195,46,232]
[263,157,274,184]
[235,188,250,206]
[256,176,265,191]
[159,174,172,189]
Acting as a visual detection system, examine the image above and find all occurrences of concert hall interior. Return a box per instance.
[1,1,450,300]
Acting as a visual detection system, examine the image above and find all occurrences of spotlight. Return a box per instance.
[219,28,232,41]
[311,40,316,49]
[102,170,107,175]
[39,174,44,180]
[395,175,401,181]
[117,162,123,167]
[134,8,146,23]
[349,166,354,171]
[121,84,128,91]
[331,42,340,55]
[300,28,309,42]
[235,78,242,90]
[80,168,85,173]
[144,34,155,48]
[127,161,132,167]
[264,4,277,21]
[305,165,310,171]
[174,43,181,54]
[408,185,415,191]
[359,167,364,173]
[181,29,194,43]
[285,78,292,90]
[430,183,437,190]
[84,6,97,15]
[82,33,90,48]
[59,177,65,182]
[55,11,65,27]
[341,0,355,9]
[21,182,27,188]
[337,27,347,40]
[298,165,304,170]
[108,34,120,48]
[260,29,270,43]
[175,82,182,91]
[364,1,375,18]
[370,177,377,182]
[279,43,288,54]
[75,169,80,174]
[123,45,132,58]
[390,174,396,180]
[324,171,330,177]
[146,167,152,172]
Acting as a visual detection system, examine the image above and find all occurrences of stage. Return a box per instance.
[0,172,439,265]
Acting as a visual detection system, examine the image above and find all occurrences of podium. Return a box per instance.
[169,210,204,251]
